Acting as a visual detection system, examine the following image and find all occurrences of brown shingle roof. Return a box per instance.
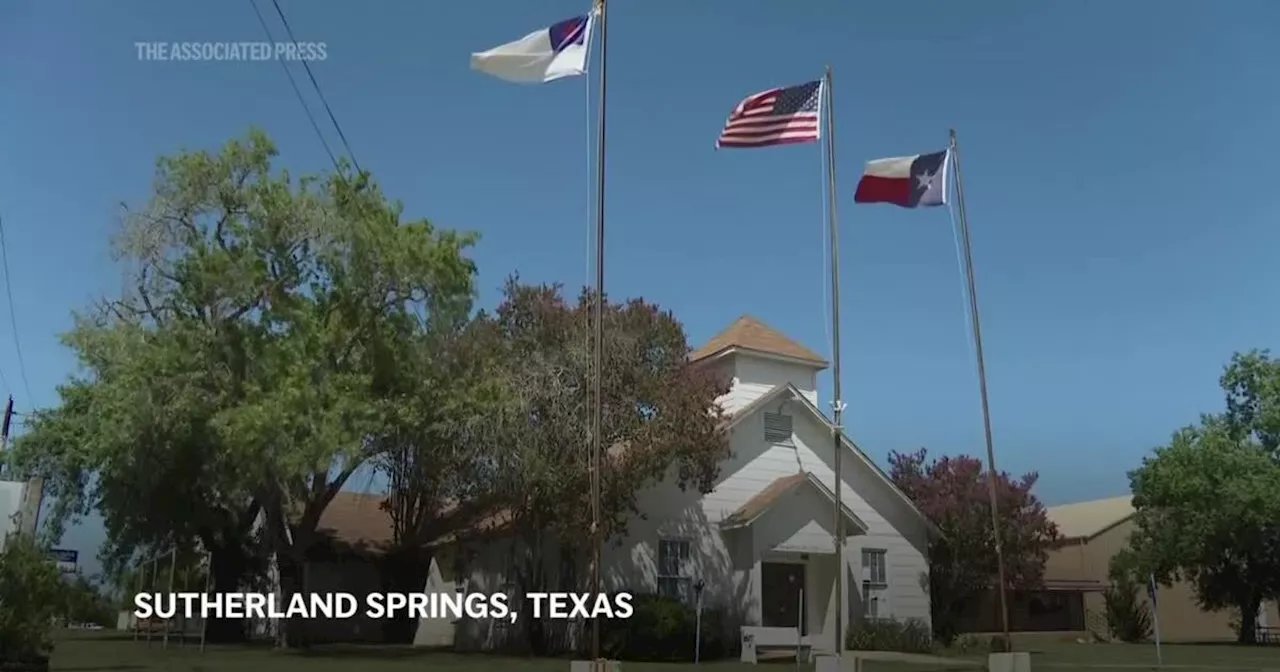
[690,315,827,367]
[721,472,868,533]
[317,491,393,547]
[426,506,515,547]
[723,473,808,526]
[315,492,513,551]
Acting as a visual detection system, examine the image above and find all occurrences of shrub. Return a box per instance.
[62,574,116,627]
[951,633,985,654]
[0,534,67,663]
[601,594,728,662]
[1103,574,1152,643]
[846,617,934,654]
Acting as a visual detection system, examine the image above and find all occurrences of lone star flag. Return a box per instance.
[715,80,822,149]
[853,149,950,208]
[471,14,592,84]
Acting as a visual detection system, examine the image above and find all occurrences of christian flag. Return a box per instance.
[470,14,593,84]
[853,149,950,208]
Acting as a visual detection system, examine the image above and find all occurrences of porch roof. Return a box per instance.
[720,472,869,534]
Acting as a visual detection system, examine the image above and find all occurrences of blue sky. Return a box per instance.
[3,0,1279,579]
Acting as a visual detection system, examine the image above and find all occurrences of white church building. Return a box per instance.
[416,315,938,655]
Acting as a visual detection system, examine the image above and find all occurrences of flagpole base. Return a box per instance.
[816,653,863,672]
[988,652,1031,672]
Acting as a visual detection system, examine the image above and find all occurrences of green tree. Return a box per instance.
[374,316,506,642]
[1125,414,1280,643]
[16,277,267,641]
[62,573,117,627]
[1222,350,1280,453]
[207,153,476,647]
[465,281,730,653]
[1101,563,1152,643]
[13,132,310,640]
[11,129,478,646]
[0,535,67,663]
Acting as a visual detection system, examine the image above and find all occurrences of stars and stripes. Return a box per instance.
[715,80,823,149]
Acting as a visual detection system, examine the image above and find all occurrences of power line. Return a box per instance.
[268,0,363,175]
[247,0,341,173]
[0,350,9,401]
[0,216,31,406]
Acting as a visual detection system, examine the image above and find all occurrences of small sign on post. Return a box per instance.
[50,548,78,574]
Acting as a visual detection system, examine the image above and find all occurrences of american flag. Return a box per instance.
[716,80,823,149]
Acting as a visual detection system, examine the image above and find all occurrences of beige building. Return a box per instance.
[1041,495,1278,642]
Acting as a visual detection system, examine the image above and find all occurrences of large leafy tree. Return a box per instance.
[371,317,505,642]
[206,163,476,644]
[13,133,293,640]
[1122,413,1280,643]
[11,129,477,645]
[1222,349,1280,453]
[1117,352,1280,644]
[465,280,730,653]
[888,448,1059,643]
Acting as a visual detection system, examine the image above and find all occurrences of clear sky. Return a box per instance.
[3,0,1279,580]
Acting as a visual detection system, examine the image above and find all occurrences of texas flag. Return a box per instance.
[470,14,593,84]
[853,149,950,208]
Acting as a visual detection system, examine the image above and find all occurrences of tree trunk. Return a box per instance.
[275,553,306,649]
[522,534,548,656]
[204,546,250,643]
[380,547,432,644]
[1237,595,1261,644]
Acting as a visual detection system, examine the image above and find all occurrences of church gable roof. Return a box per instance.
[690,314,827,367]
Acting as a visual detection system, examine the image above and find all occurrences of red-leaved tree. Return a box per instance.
[888,448,1060,642]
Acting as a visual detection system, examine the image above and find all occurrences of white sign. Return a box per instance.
[51,548,78,574]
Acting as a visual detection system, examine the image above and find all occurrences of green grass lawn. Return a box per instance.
[52,631,805,672]
[48,630,1280,672]
[1009,639,1280,670]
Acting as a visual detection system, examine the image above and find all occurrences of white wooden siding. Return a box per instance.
[716,356,818,414]
[612,381,931,632]
[788,412,931,627]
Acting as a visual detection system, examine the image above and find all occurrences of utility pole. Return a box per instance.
[0,395,11,466]
[1,396,45,538]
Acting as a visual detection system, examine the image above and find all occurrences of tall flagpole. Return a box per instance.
[949,128,1012,648]
[589,0,608,665]
[823,65,847,656]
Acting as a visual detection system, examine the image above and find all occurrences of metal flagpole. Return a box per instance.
[949,128,1012,649]
[823,65,847,657]
[589,0,608,666]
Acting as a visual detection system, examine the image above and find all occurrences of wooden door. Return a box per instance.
[761,562,806,634]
